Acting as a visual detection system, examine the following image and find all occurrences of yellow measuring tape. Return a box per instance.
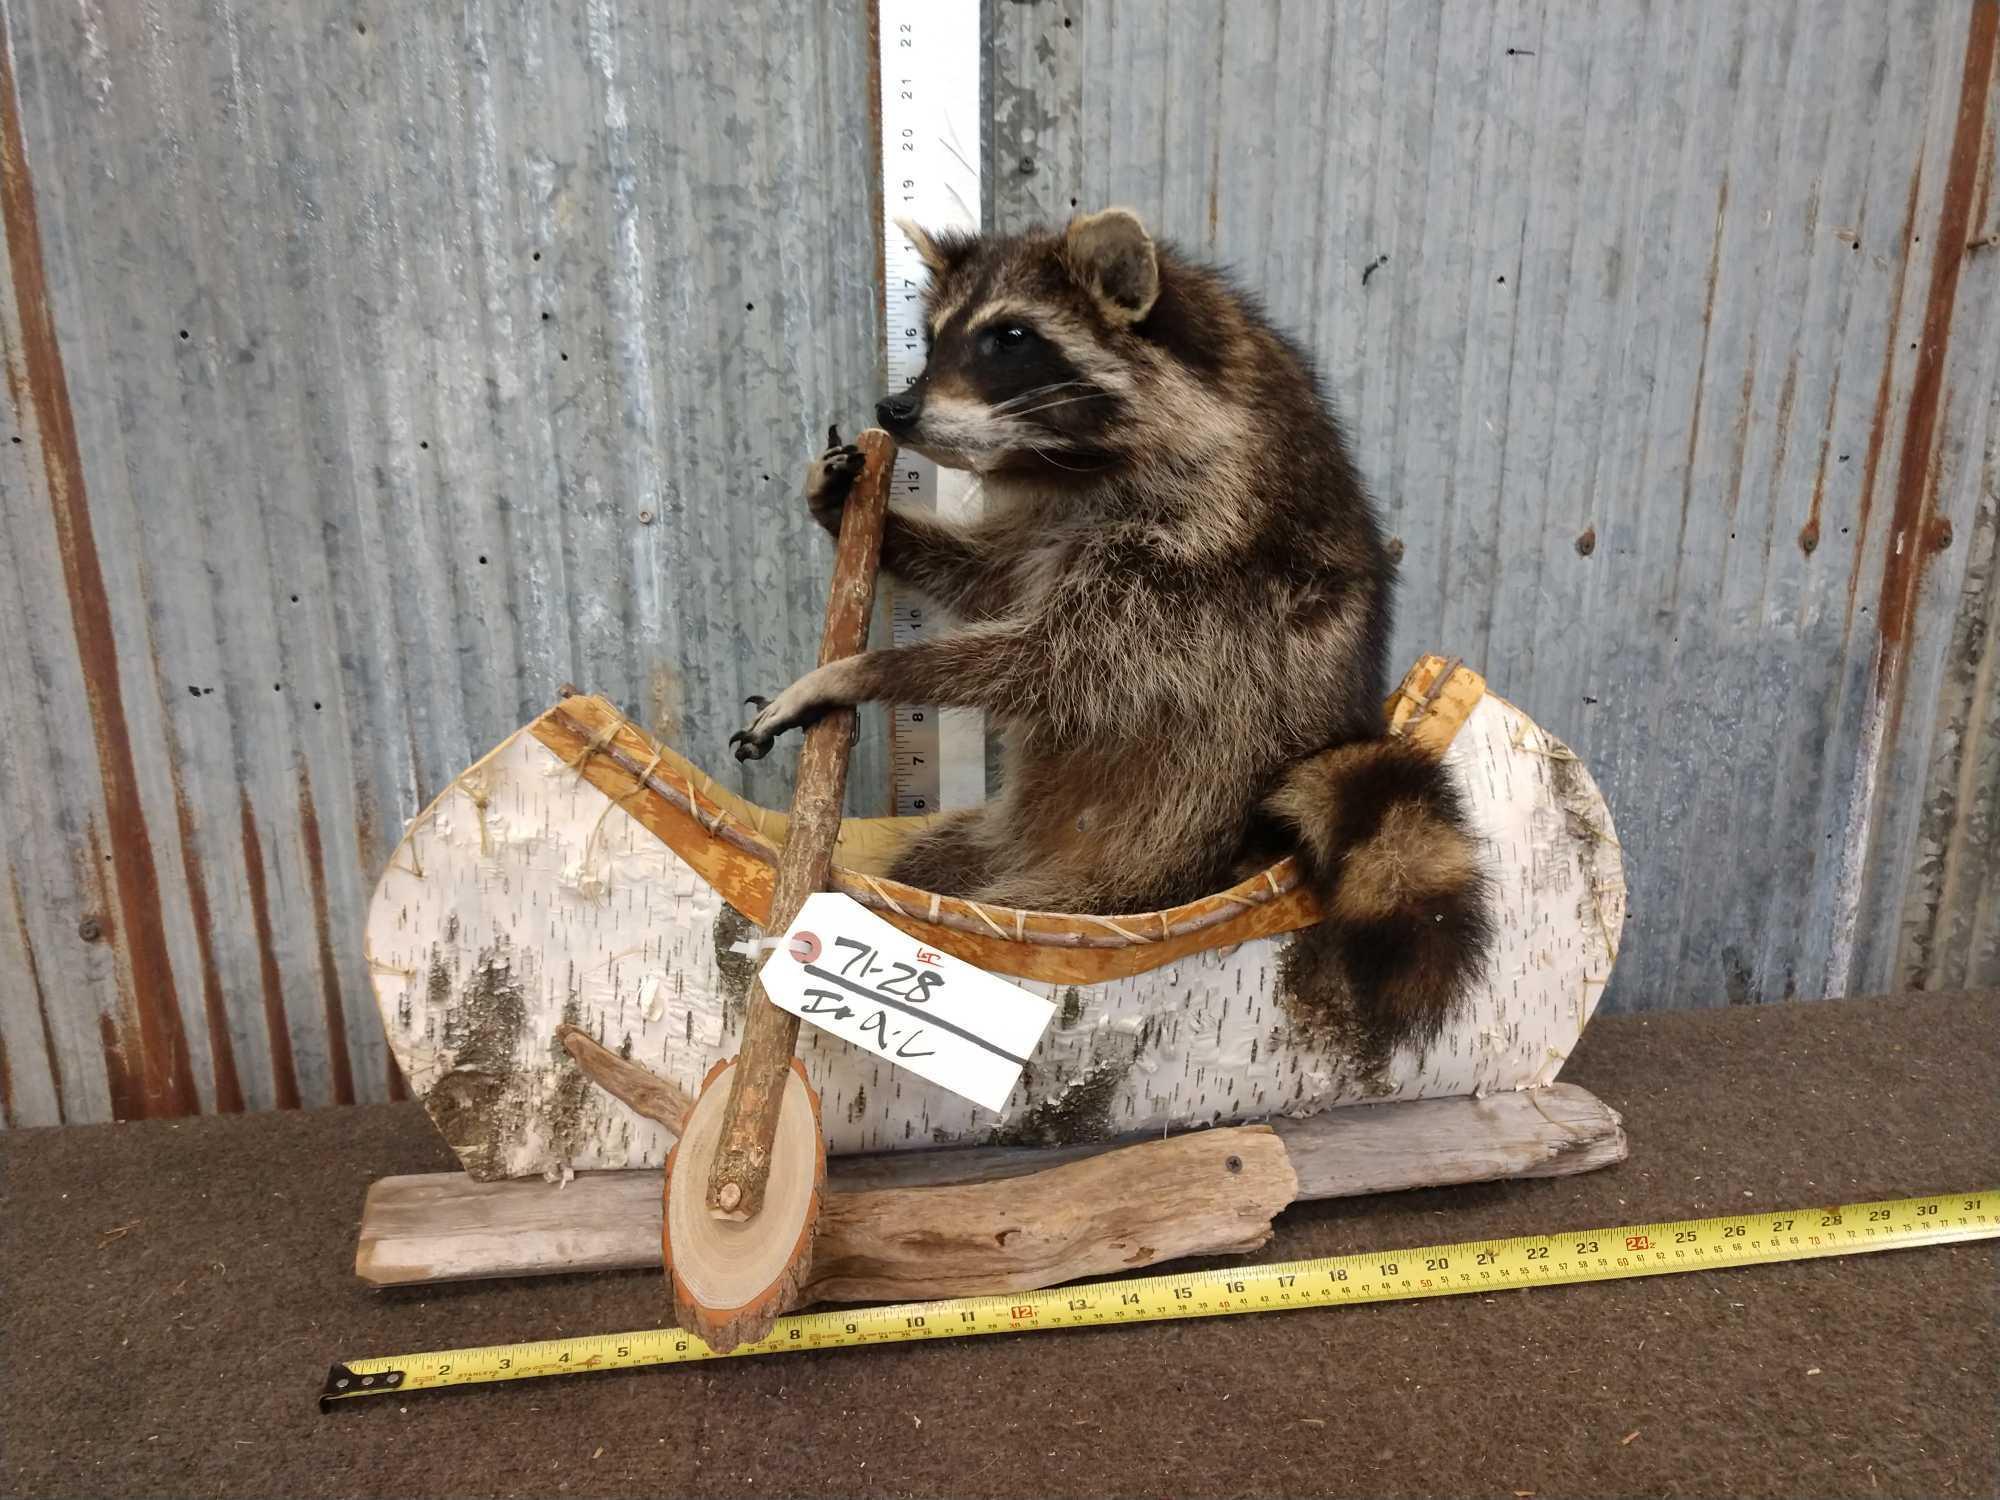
[322,1189,1995,1407]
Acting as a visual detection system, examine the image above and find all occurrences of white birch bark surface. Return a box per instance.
[366,693,1625,1180]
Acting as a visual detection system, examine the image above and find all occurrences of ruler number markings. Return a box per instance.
[323,1192,1996,1404]
[879,0,982,816]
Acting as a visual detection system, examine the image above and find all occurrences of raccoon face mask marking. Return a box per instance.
[877,211,1172,477]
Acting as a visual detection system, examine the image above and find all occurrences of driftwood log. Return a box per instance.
[356,1094,1625,1295]
[356,1025,1626,1302]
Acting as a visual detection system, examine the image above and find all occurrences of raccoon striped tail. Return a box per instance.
[1264,737,1496,1051]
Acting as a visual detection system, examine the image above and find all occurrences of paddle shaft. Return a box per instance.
[704,429,895,1221]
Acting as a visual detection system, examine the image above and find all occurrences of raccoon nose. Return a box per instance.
[876,390,922,432]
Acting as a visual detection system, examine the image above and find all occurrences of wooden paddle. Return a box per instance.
[664,427,894,1352]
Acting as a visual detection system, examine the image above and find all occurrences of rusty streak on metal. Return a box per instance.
[1873,0,1999,742]
[355,762,404,1097]
[297,768,356,1106]
[81,817,143,1120]
[1972,102,1995,235]
[8,868,64,1123]
[238,792,302,1110]
[1800,364,1844,556]
[170,769,245,1113]
[152,618,243,1113]
[1721,332,1760,525]
[1672,175,1730,601]
[1765,353,1800,538]
[1847,166,1927,632]
[351,777,382,894]
[97,1014,134,1120]
[0,34,196,1119]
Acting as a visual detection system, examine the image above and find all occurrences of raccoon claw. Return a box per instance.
[731,688,822,761]
[806,436,867,533]
[733,694,771,752]
[730,727,774,762]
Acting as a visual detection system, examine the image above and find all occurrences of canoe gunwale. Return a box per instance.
[517,655,1484,983]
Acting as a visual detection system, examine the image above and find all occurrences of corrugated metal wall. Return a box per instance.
[1897,424,1999,987]
[2,0,1995,1128]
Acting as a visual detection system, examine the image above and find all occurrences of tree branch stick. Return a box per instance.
[557,1024,692,1135]
[704,428,894,1221]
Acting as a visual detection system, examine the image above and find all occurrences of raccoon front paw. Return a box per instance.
[728,683,822,762]
[805,424,865,536]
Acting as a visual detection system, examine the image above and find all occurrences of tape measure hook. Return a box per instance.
[319,1362,406,1412]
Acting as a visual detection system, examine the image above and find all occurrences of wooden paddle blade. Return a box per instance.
[667,1058,827,1353]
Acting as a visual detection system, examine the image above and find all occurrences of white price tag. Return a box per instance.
[759,893,1054,1112]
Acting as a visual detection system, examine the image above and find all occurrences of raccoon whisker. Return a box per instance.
[992,380,1093,414]
[1026,441,1117,474]
[995,378,1088,405]
[1007,393,1108,420]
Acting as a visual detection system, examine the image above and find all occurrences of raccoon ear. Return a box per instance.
[894,217,969,276]
[1063,208,1160,324]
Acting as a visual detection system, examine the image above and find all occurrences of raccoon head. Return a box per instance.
[877,208,1187,478]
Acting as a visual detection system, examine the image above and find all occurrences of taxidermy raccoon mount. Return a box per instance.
[731,208,1494,1052]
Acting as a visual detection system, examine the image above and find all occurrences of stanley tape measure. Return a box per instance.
[322,1189,1995,1408]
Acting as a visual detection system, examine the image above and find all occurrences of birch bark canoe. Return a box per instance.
[363,656,1627,1182]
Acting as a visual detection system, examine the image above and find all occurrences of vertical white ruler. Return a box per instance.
[879,0,985,816]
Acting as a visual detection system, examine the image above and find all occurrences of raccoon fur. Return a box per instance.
[731,208,1494,1051]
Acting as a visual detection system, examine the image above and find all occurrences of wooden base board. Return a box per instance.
[358,1085,1626,1290]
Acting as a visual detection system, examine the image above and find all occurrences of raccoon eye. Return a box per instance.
[979,323,1034,358]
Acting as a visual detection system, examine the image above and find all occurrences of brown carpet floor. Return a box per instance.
[2,991,1995,1500]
